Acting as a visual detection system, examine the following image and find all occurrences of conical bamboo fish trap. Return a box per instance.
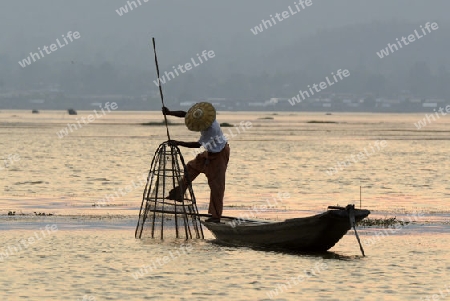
[135,141,204,240]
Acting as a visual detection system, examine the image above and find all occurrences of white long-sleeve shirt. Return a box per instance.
[198,120,228,153]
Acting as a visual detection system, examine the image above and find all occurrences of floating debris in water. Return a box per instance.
[14,181,47,185]
[357,217,409,228]
[67,108,77,115]
[34,212,54,216]
[307,120,337,123]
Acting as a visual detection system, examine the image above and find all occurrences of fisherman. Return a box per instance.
[162,102,230,223]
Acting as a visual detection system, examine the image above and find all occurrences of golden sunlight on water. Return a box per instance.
[1,110,449,300]
[0,229,449,300]
[1,111,449,215]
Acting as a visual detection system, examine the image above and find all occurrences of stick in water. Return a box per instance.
[349,205,365,256]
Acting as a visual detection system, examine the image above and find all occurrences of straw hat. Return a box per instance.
[185,102,216,131]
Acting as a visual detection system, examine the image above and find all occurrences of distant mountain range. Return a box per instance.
[1,17,448,111]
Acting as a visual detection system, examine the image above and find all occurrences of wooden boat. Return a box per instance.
[202,205,370,252]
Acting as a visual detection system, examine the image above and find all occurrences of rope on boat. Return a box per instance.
[348,205,365,257]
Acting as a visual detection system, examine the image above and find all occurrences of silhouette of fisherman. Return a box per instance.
[162,102,230,223]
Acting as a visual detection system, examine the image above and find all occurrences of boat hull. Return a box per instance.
[202,206,370,252]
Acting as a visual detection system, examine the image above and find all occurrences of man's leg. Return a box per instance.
[167,152,207,200]
[181,159,202,191]
[206,145,230,219]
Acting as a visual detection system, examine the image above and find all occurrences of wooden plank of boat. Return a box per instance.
[202,205,370,252]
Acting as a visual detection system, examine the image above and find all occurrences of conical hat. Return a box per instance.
[185,102,216,132]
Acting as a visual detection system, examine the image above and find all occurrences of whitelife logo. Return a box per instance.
[325,140,387,176]
[228,192,290,228]
[414,105,450,130]
[56,102,118,138]
[0,224,58,262]
[376,22,439,59]
[115,0,150,16]
[188,121,252,158]
[131,244,193,280]
[153,50,215,87]
[0,154,20,172]
[94,172,150,207]
[288,69,350,106]
[266,259,328,299]
[250,0,313,35]
[18,31,81,68]
[421,284,450,301]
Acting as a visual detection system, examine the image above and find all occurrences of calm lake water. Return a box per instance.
[1,110,449,300]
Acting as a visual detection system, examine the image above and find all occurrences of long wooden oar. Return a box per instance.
[148,208,264,224]
[152,37,171,141]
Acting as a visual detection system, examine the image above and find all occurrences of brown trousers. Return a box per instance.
[184,144,230,218]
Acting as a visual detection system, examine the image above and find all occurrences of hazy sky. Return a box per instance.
[1,0,447,70]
